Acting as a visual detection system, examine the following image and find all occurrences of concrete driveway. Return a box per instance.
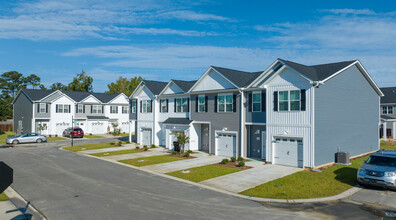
[200,163,301,193]
[348,187,396,209]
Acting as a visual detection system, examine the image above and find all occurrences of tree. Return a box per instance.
[50,82,68,91]
[172,131,190,153]
[24,74,41,89]
[39,84,47,90]
[0,71,26,100]
[106,76,143,95]
[111,123,121,137]
[68,70,93,92]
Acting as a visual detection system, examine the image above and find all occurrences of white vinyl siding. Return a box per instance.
[252,92,261,112]
[198,96,205,112]
[218,94,233,113]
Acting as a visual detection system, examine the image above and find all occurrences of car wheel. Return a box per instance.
[12,140,18,145]
[36,139,42,143]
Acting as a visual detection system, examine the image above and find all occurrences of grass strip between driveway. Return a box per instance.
[90,149,141,157]
[0,132,16,143]
[120,155,185,167]
[167,164,242,182]
[84,135,105,139]
[63,143,122,152]
[0,192,9,201]
[47,137,68,141]
[380,140,396,150]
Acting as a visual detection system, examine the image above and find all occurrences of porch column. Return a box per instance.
[129,121,132,143]
[383,121,387,141]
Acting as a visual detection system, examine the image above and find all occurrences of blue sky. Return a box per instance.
[1,0,395,92]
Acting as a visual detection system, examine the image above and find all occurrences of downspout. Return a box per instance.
[239,89,245,158]
[310,80,322,168]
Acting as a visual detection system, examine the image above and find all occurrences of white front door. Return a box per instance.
[216,133,236,157]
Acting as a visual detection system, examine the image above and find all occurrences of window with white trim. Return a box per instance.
[278,91,288,111]
[383,106,393,114]
[161,99,167,112]
[92,105,102,114]
[122,106,128,114]
[63,104,69,113]
[175,98,188,113]
[218,94,233,112]
[77,104,83,113]
[110,105,117,114]
[142,100,151,113]
[39,103,46,113]
[290,90,301,111]
[131,100,136,113]
[198,96,205,112]
[278,90,301,111]
[56,104,70,113]
[252,92,261,112]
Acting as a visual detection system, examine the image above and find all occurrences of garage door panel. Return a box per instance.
[216,133,236,157]
[274,138,303,168]
[141,129,152,146]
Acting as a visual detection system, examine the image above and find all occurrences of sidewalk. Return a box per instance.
[0,200,26,220]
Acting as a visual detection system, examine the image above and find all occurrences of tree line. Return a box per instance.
[0,70,143,120]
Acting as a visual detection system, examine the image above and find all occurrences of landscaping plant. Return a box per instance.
[238,161,245,167]
[110,142,115,145]
[118,141,122,146]
[126,141,130,144]
[55,134,58,137]
[144,146,148,151]
[237,156,244,161]
[111,123,121,137]
[184,152,190,157]
[172,131,189,152]
[151,144,156,148]
[221,158,229,164]
[230,157,236,162]
[172,150,178,155]
[187,150,193,154]
[135,146,140,150]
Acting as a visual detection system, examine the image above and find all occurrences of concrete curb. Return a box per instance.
[5,187,47,220]
[71,148,363,204]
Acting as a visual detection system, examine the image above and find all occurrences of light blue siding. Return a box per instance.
[314,65,380,166]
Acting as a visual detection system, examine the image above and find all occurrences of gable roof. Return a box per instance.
[21,88,56,101]
[162,117,193,125]
[62,91,92,102]
[172,80,197,92]
[211,66,262,87]
[92,93,120,103]
[380,87,396,104]
[143,80,168,95]
[278,59,356,82]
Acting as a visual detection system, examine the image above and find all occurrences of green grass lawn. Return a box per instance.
[120,155,185,167]
[0,192,9,201]
[380,140,396,150]
[240,157,367,199]
[90,149,141,157]
[84,135,105,139]
[167,164,242,182]
[47,136,68,141]
[0,132,16,143]
[63,143,121,152]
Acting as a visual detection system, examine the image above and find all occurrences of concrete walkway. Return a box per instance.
[0,200,26,220]
[200,164,301,193]
[142,153,227,173]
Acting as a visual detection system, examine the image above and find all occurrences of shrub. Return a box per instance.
[143,145,147,148]
[237,161,245,167]
[0,130,4,135]
[184,152,190,157]
[89,133,92,136]
[49,134,52,137]
[230,157,236,162]
[135,146,140,149]
[110,142,115,145]
[55,134,58,137]
[171,150,178,155]
[187,150,193,154]
[151,144,156,148]
[118,141,122,146]
[221,159,229,164]
[180,150,184,155]
[237,156,244,161]
[125,141,130,144]
[144,146,148,151]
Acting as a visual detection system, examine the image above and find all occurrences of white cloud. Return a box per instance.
[324,9,376,15]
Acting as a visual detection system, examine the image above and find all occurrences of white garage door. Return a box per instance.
[91,122,105,134]
[216,133,236,157]
[273,138,303,168]
[141,129,152,146]
[56,123,70,136]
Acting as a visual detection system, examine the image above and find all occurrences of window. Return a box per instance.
[175,98,188,113]
[56,104,70,113]
[218,94,233,112]
[131,100,136,113]
[122,106,128,114]
[142,100,151,113]
[39,103,46,113]
[278,91,289,111]
[278,90,300,111]
[77,104,83,113]
[252,93,261,112]
[64,104,69,113]
[92,105,102,114]
[161,99,167,112]
[110,105,117,114]
[198,96,205,112]
[383,106,393,114]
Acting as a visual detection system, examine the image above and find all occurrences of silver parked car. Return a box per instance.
[5,133,47,145]
[357,150,396,190]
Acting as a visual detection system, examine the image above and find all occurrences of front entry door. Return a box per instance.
[200,124,209,153]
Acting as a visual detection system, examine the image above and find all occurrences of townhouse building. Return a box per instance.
[380,87,396,140]
[13,89,131,136]
[131,59,382,168]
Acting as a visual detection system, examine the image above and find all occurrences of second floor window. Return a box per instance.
[92,105,102,114]
[122,106,128,114]
[252,93,261,112]
[383,106,393,114]
[141,100,152,113]
[278,91,289,111]
[175,98,188,113]
[160,99,168,113]
[56,104,70,113]
[39,103,46,113]
[110,105,117,114]
[278,90,301,111]
[131,100,136,113]
[218,95,233,112]
[198,96,205,112]
[77,104,84,113]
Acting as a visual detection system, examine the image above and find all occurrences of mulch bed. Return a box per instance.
[168,154,196,159]
[215,160,252,170]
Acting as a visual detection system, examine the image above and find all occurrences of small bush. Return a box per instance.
[144,146,148,151]
[237,161,245,167]
[230,157,236,162]
[125,141,130,144]
[184,152,190,157]
[143,145,147,148]
[237,156,244,161]
[151,144,156,148]
[135,146,140,149]
[180,150,184,155]
[221,158,229,164]
[110,142,115,145]
[89,133,92,136]
[187,150,192,154]
[171,150,178,155]
[49,134,52,137]
[118,141,122,146]
[0,130,4,135]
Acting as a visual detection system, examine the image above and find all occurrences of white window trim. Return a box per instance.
[175,98,188,113]
[278,90,301,112]
[39,103,46,113]
[217,93,233,113]
[383,106,393,114]
[78,104,83,113]
[161,99,167,113]
[92,105,102,114]
[142,100,151,113]
[131,100,136,113]
[122,106,128,114]
[289,90,301,111]
[110,105,117,114]
[252,92,261,112]
[198,95,205,113]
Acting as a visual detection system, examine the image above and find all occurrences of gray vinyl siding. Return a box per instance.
[190,93,241,155]
[13,92,33,133]
[34,103,51,118]
[244,91,266,123]
[314,65,380,166]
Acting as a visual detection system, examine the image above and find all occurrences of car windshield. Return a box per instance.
[74,128,82,131]
[366,155,396,167]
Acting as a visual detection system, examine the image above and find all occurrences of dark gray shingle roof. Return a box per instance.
[143,80,168,95]
[20,89,121,103]
[380,87,396,104]
[92,93,120,103]
[87,116,109,120]
[381,115,396,120]
[211,66,263,87]
[279,59,356,81]
[21,89,55,101]
[162,117,193,125]
[172,80,197,92]
[62,91,91,102]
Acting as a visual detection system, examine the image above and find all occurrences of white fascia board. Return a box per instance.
[247,60,279,88]
[80,94,103,104]
[158,80,185,96]
[130,81,145,99]
[277,60,314,84]
[187,66,239,93]
[51,91,77,104]
[189,88,240,95]
[38,90,61,102]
